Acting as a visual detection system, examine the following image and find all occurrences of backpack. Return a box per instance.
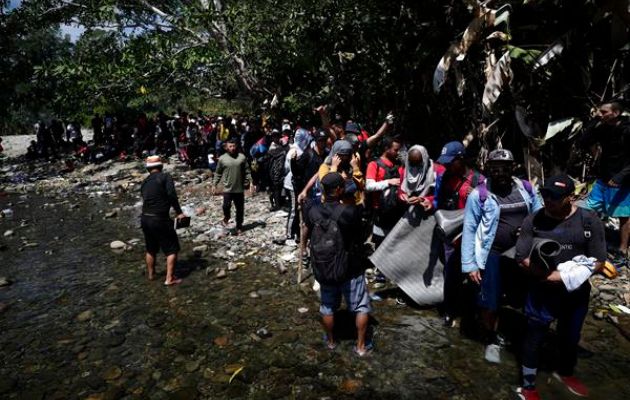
[310,206,349,285]
[268,147,287,186]
[376,158,402,217]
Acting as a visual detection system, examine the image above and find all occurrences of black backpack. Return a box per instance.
[310,206,349,285]
[375,159,404,228]
[268,147,287,186]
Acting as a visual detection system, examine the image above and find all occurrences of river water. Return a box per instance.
[1,191,629,399]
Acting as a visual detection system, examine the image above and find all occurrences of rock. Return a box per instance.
[226,250,236,257]
[227,262,238,271]
[248,291,259,299]
[339,378,362,394]
[298,307,309,314]
[101,366,122,381]
[185,360,200,372]
[110,240,126,250]
[598,284,618,292]
[193,245,208,255]
[216,269,227,279]
[195,207,207,215]
[0,277,12,287]
[193,234,209,243]
[593,309,607,320]
[104,211,117,218]
[76,310,93,322]
[3,230,13,237]
[213,336,229,347]
[281,253,296,262]
[255,328,272,338]
[600,292,616,302]
[277,262,288,274]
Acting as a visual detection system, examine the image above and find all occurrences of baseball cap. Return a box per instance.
[315,129,328,141]
[540,174,575,200]
[345,121,360,134]
[487,148,514,163]
[145,155,162,168]
[321,172,344,191]
[437,141,465,164]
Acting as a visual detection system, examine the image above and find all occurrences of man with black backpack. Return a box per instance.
[365,137,404,248]
[267,130,288,211]
[305,172,372,356]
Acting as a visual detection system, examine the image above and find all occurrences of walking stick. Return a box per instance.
[297,205,306,284]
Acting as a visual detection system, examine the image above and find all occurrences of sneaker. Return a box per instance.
[272,238,287,245]
[484,343,501,364]
[552,373,589,397]
[395,297,407,306]
[515,387,542,400]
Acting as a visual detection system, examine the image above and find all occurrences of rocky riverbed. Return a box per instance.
[1,156,630,399]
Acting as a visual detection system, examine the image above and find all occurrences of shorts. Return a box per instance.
[320,274,371,316]
[585,180,630,218]
[478,252,502,312]
[141,215,180,255]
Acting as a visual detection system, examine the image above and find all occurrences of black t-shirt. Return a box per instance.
[492,183,529,252]
[515,207,606,268]
[140,172,183,218]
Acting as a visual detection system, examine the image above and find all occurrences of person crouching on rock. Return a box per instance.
[140,155,186,286]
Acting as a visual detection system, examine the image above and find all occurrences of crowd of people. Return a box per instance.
[24,101,629,400]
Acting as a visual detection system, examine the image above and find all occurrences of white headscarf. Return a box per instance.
[402,145,434,196]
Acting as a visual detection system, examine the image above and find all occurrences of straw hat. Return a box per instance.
[145,155,163,168]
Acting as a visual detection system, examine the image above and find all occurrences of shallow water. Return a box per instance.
[1,192,629,399]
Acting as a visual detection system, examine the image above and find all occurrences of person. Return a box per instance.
[92,113,103,145]
[140,155,186,286]
[267,130,288,211]
[318,140,364,206]
[293,129,329,204]
[212,137,254,234]
[434,140,484,327]
[582,101,630,266]
[461,149,543,363]
[365,137,404,247]
[304,172,372,356]
[515,175,606,400]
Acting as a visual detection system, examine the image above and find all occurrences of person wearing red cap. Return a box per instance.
[514,174,606,400]
[140,156,186,286]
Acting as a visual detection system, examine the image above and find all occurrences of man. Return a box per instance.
[434,141,484,327]
[462,149,542,363]
[213,137,254,234]
[515,175,606,400]
[92,113,103,145]
[582,101,630,265]
[305,172,372,356]
[365,136,404,247]
[140,156,186,286]
[267,130,288,211]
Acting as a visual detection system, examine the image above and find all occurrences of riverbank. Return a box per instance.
[1,156,630,399]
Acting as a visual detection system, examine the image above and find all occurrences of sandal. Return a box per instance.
[353,341,374,357]
[323,334,337,351]
[164,278,183,286]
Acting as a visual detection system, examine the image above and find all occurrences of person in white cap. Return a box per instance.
[140,155,186,285]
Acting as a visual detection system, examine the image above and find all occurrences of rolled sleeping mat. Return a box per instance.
[503,238,562,277]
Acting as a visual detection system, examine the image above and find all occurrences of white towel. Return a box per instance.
[556,255,596,292]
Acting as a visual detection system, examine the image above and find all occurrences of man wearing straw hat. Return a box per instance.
[140,155,186,285]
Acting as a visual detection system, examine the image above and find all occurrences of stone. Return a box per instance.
[185,360,200,372]
[255,328,271,338]
[298,307,309,314]
[216,269,227,279]
[248,291,259,299]
[76,310,93,322]
[193,245,208,255]
[104,211,117,218]
[0,277,12,287]
[227,262,238,271]
[600,292,616,302]
[339,378,362,394]
[193,234,209,243]
[213,336,229,347]
[3,230,13,237]
[110,240,126,250]
[102,366,122,381]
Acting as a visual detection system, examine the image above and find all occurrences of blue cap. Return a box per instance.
[345,122,360,134]
[437,141,465,164]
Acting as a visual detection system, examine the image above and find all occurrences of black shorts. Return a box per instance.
[141,215,180,255]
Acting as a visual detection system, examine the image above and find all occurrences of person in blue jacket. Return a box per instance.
[461,149,543,363]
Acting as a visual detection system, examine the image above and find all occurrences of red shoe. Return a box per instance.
[552,373,589,397]
[515,387,542,400]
